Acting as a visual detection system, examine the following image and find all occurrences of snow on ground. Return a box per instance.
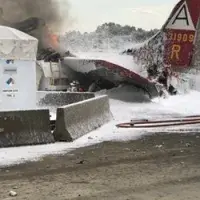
[1,52,200,167]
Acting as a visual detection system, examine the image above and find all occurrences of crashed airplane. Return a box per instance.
[123,0,200,85]
[63,0,200,97]
[2,0,200,98]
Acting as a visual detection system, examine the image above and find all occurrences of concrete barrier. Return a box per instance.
[53,95,112,142]
[0,109,54,148]
[37,91,95,107]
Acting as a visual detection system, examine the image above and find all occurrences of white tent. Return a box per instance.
[0,25,38,60]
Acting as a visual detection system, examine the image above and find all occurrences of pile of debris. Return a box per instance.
[37,48,75,62]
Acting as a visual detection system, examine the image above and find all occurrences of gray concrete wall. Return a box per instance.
[37,91,95,107]
[53,95,112,142]
[0,109,54,148]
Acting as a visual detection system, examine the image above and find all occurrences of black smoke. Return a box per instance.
[0,0,70,50]
[0,0,70,30]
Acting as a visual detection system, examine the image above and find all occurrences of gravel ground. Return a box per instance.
[1,132,200,200]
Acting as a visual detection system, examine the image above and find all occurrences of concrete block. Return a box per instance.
[53,95,112,142]
[0,109,54,148]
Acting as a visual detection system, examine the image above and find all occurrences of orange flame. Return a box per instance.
[49,33,59,49]
[44,26,59,49]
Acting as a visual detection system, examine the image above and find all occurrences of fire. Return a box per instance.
[43,26,59,50]
[49,33,59,49]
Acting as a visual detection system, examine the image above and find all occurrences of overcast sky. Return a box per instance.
[68,0,178,32]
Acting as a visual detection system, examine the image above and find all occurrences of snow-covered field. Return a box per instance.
[1,52,200,167]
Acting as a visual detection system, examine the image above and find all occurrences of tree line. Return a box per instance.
[95,22,159,42]
[61,22,159,51]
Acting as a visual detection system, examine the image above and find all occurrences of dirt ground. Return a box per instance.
[1,132,200,200]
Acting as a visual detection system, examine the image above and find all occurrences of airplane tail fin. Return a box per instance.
[127,0,200,70]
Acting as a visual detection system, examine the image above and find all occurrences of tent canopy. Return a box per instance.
[0,25,38,60]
